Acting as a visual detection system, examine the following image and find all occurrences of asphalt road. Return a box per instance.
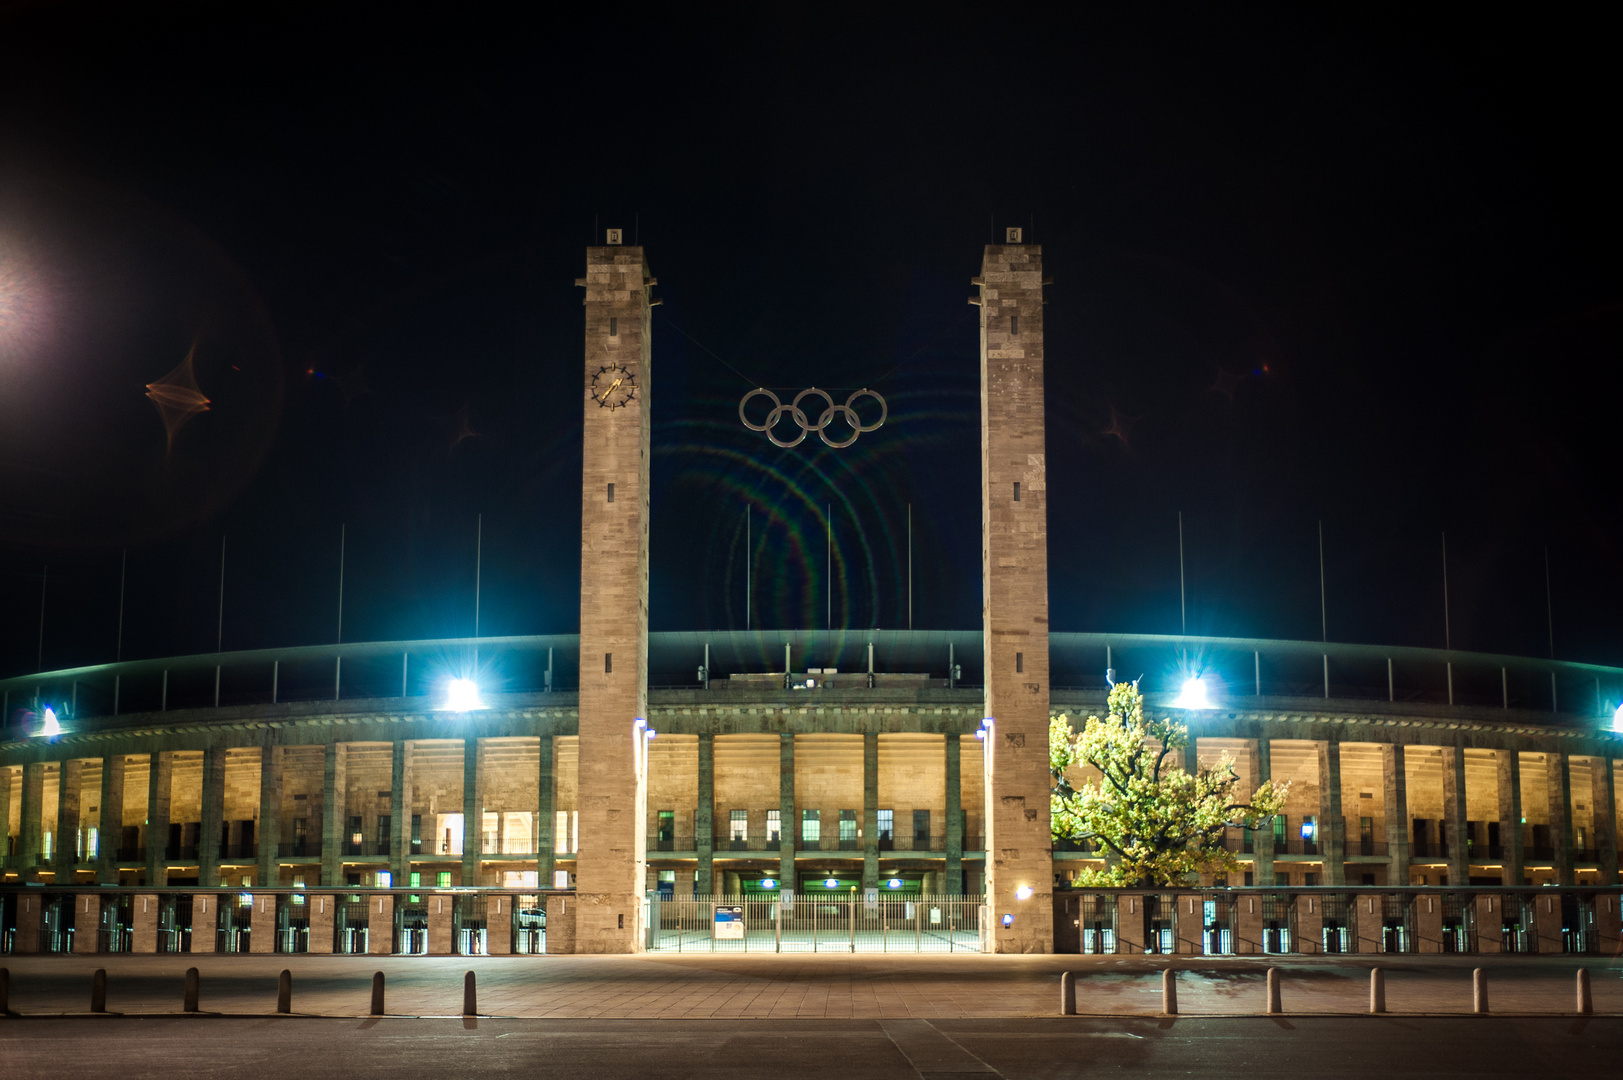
[2,1016,1617,1078]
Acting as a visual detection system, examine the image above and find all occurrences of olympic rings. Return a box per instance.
[739,387,887,448]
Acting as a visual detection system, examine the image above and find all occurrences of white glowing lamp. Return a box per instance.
[1171,676,1214,710]
[1614,701,1623,734]
[445,678,483,711]
[40,707,61,737]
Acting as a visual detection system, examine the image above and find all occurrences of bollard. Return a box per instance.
[463,970,477,1016]
[1266,967,1281,1014]
[277,969,292,1014]
[370,971,385,1016]
[184,968,200,1013]
[1162,967,1178,1015]
[1368,968,1385,1014]
[91,968,107,1014]
[1,967,9,1016]
[1576,969,1592,1016]
[1473,968,1488,1014]
[1060,971,1076,1016]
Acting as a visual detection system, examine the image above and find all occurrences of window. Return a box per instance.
[1275,871,1291,887]
[1010,314,1019,335]
[377,815,391,851]
[293,818,308,845]
[409,871,422,887]
[729,810,748,842]
[1015,652,1024,673]
[1272,816,1286,845]
[839,809,857,843]
[609,316,618,336]
[1013,481,1021,502]
[437,871,452,888]
[607,483,615,503]
[913,810,931,844]
[411,814,422,846]
[554,870,570,888]
[657,810,675,843]
[767,810,781,844]
[605,652,612,673]
[801,809,820,842]
[1303,872,1318,886]
[877,809,893,841]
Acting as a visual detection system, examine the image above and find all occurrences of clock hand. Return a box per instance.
[596,376,624,403]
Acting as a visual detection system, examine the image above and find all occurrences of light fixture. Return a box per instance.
[1171,675,1214,710]
[824,878,838,888]
[1015,885,1033,901]
[761,879,777,889]
[444,678,483,711]
[645,729,657,740]
[1001,913,1014,927]
[40,706,61,737]
[1614,701,1622,733]
[887,878,902,889]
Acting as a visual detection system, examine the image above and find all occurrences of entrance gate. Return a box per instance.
[646,895,985,953]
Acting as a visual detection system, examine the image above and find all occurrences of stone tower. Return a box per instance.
[575,235,656,952]
[976,232,1054,952]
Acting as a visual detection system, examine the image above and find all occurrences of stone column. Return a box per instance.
[487,893,512,955]
[1594,757,1618,886]
[537,735,556,888]
[308,893,335,954]
[1474,894,1503,953]
[197,747,224,887]
[390,740,413,885]
[191,893,219,954]
[696,732,714,894]
[1295,894,1324,954]
[778,733,795,890]
[321,742,347,887]
[1414,891,1443,953]
[249,894,275,953]
[574,239,656,953]
[20,761,44,880]
[368,894,394,955]
[73,893,99,953]
[1442,744,1469,887]
[945,733,963,893]
[145,752,173,887]
[976,237,1054,953]
[1316,740,1346,885]
[1382,743,1410,886]
[462,738,480,886]
[0,765,12,872]
[132,893,158,953]
[1254,736,1275,887]
[1548,752,1574,885]
[1497,750,1524,886]
[862,731,879,890]
[56,758,82,880]
[256,745,282,888]
[428,892,452,954]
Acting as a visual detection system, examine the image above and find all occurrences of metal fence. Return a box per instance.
[646,895,986,953]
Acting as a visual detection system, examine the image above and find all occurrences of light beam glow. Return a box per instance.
[40,706,61,737]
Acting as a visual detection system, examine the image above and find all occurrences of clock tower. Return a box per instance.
[575,235,656,952]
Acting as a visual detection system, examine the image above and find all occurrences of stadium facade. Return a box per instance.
[3,238,1621,957]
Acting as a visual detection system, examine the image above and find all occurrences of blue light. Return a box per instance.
[1171,676,1215,710]
[761,879,777,889]
[40,707,61,737]
[444,678,483,711]
[886,878,902,889]
[824,878,839,889]
[1001,913,1014,927]
[1300,822,1316,840]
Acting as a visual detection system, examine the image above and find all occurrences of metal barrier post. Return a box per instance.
[1473,968,1488,1014]
[1577,969,1591,1015]
[1369,968,1385,1013]
[1162,967,1177,1015]
[463,970,477,1016]
[1060,971,1076,1015]
[91,968,107,1013]
[371,971,385,1016]
[1267,968,1281,1014]
[184,967,200,1012]
[277,969,291,1014]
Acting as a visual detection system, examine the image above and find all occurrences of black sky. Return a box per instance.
[0,3,1618,678]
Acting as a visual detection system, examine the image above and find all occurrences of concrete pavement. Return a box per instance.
[2,952,1620,1018]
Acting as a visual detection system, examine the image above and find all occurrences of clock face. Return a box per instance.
[590,364,636,409]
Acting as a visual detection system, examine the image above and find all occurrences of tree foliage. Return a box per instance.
[1050,680,1288,887]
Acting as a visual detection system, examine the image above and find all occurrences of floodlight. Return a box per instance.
[887,878,902,889]
[1171,676,1214,710]
[1015,885,1033,901]
[40,707,61,737]
[645,729,657,740]
[824,878,838,888]
[761,878,777,889]
[1001,913,1014,927]
[1614,701,1622,733]
[444,678,483,711]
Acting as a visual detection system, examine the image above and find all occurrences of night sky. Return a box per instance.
[1,4,1618,678]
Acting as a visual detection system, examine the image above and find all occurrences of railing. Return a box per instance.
[1411,841,1449,859]
[342,840,388,857]
[6,629,1621,727]
[278,842,322,859]
[219,844,258,860]
[164,844,200,861]
[652,835,695,852]
[647,894,987,954]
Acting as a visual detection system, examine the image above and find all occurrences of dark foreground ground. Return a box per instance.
[3,1015,1619,1079]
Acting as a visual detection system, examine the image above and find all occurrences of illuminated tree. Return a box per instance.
[1050,679,1288,887]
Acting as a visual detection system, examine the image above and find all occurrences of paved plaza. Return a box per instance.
[2,953,1618,1019]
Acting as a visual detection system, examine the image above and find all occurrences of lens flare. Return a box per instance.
[1171,676,1214,709]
